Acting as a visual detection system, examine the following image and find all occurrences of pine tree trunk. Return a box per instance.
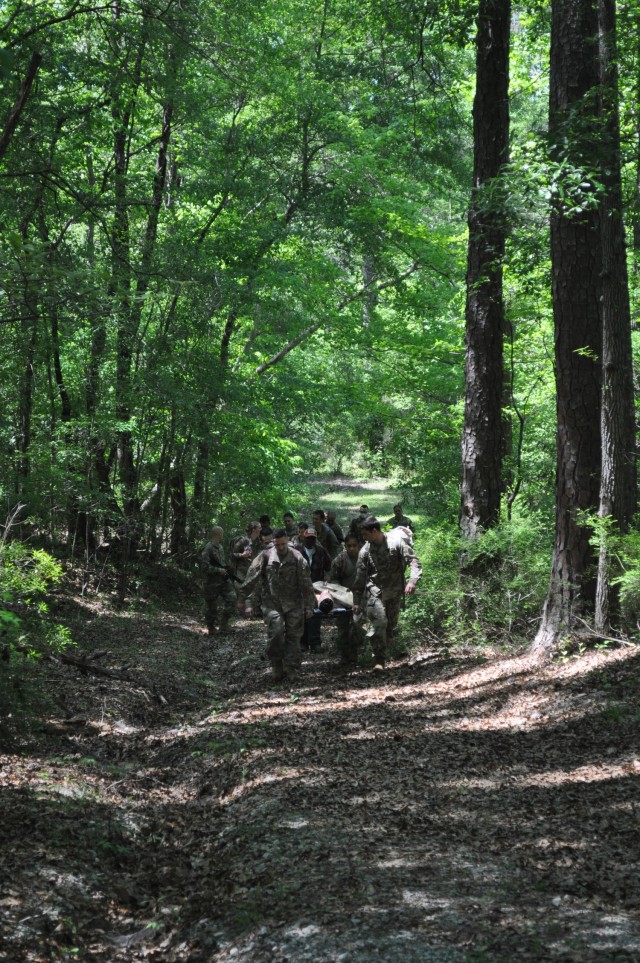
[533,0,603,656]
[594,0,637,632]
[460,0,510,539]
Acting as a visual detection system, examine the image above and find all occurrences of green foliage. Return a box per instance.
[404,512,552,647]
[609,526,640,636]
[0,0,475,549]
[0,537,74,663]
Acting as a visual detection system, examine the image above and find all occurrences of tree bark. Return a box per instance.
[532,0,603,656]
[0,51,42,164]
[460,0,511,539]
[594,0,637,632]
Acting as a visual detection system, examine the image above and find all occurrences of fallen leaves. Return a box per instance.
[1,594,640,961]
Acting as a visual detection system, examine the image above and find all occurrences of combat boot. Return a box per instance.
[271,660,285,682]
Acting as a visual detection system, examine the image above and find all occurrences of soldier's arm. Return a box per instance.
[298,556,317,613]
[328,555,342,583]
[402,543,422,589]
[320,545,332,573]
[351,551,370,608]
[238,554,263,601]
[202,544,226,577]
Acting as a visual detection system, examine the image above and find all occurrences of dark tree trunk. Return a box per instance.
[460,0,511,539]
[170,463,188,557]
[0,51,42,163]
[594,0,637,632]
[533,0,603,656]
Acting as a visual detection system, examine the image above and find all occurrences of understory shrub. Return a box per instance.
[402,511,552,648]
[612,525,640,637]
[1,531,75,722]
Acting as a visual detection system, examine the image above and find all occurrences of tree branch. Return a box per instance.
[0,51,42,164]
[254,261,420,375]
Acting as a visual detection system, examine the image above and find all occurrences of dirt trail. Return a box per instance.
[1,589,639,962]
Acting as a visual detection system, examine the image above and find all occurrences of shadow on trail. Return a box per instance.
[2,606,639,962]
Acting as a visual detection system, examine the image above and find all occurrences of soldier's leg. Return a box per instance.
[308,611,323,651]
[347,617,366,664]
[218,581,237,631]
[365,595,388,664]
[384,597,402,649]
[335,610,352,663]
[204,582,218,634]
[263,607,286,680]
[282,609,304,678]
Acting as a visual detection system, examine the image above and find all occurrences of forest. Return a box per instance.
[3,0,640,653]
[1,0,640,960]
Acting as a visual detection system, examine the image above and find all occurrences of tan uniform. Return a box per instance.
[239,546,316,677]
[352,532,422,662]
[201,540,236,633]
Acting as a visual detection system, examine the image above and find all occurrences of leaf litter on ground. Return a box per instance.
[1,576,639,962]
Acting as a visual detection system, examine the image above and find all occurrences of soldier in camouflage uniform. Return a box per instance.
[237,528,316,682]
[329,533,365,667]
[201,526,236,635]
[386,503,414,533]
[326,510,345,545]
[352,516,422,668]
[229,521,261,581]
[348,504,370,543]
[312,509,341,558]
[293,520,308,549]
[283,512,299,540]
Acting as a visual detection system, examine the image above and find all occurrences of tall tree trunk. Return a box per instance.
[594,0,637,632]
[0,50,42,163]
[532,0,603,656]
[170,461,188,557]
[17,298,38,486]
[460,0,511,539]
[109,1,147,529]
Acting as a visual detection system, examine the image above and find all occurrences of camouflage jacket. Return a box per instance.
[329,551,358,590]
[352,531,422,605]
[386,514,414,532]
[328,520,345,543]
[284,522,299,540]
[316,522,341,559]
[201,541,228,582]
[239,546,316,615]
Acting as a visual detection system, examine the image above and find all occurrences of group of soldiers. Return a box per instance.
[200,504,422,683]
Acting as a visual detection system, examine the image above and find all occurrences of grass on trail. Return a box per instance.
[303,475,417,528]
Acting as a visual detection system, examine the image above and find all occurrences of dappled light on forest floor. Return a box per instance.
[1,593,639,962]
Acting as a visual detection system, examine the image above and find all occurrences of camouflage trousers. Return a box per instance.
[204,578,236,632]
[363,594,402,662]
[335,610,366,664]
[263,605,305,675]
